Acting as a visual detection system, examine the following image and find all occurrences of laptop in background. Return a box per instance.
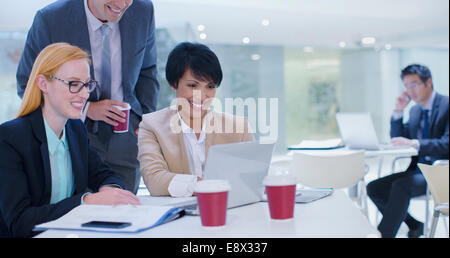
[336,112,409,151]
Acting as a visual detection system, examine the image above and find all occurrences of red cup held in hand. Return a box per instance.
[113,103,131,133]
[194,180,231,228]
[263,175,297,220]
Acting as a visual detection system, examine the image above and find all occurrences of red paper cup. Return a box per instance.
[194,180,231,228]
[263,175,297,220]
[113,103,131,133]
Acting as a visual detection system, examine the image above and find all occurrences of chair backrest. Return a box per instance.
[289,151,365,189]
[418,163,449,205]
[432,159,449,166]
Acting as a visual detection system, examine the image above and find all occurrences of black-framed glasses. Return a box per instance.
[49,75,98,94]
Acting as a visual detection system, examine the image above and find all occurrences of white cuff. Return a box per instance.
[81,192,92,205]
[411,139,420,151]
[392,110,403,121]
[81,101,91,122]
[168,174,198,197]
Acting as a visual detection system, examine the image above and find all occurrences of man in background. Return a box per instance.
[367,64,449,238]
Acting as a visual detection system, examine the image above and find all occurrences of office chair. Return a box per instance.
[417,163,449,238]
[289,150,368,217]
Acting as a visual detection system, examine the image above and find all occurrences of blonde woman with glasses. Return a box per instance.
[0,43,139,238]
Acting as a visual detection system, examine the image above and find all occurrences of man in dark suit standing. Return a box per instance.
[367,64,449,238]
[16,0,160,194]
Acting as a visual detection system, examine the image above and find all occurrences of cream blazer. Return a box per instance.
[138,107,255,196]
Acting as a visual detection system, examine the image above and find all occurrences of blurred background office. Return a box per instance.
[0,0,448,237]
[1,0,448,152]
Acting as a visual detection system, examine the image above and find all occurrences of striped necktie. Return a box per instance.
[96,24,113,144]
[99,24,111,100]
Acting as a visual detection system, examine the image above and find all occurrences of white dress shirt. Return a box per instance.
[82,0,123,120]
[167,112,207,197]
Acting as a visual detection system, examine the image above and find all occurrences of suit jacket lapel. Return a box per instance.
[119,9,137,98]
[169,109,191,174]
[409,106,422,139]
[65,121,86,194]
[178,131,191,174]
[429,93,441,134]
[29,107,52,203]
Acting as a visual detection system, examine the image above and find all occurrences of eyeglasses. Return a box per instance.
[49,75,98,94]
[404,82,421,90]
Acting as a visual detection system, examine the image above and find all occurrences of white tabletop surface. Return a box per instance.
[35,190,380,238]
[287,146,417,158]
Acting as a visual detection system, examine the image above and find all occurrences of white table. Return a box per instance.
[35,190,380,238]
[286,147,417,157]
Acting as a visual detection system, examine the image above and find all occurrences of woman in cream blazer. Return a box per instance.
[138,42,254,196]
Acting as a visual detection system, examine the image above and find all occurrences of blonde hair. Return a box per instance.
[17,42,90,118]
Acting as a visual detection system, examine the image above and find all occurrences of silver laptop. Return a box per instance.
[336,112,409,151]
[176,141,275,214]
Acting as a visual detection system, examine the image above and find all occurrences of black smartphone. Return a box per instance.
[81,221,131,229]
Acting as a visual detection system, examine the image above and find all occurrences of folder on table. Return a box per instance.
[288,138,344,150]
[34,204,185,233]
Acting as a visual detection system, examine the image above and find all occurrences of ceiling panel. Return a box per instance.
[0,0,448,49]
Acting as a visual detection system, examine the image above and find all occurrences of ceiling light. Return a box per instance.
[251,54,261,61]
[303,46,314,53]
[197,25,205,31]
[242,37,250,44]
[261,19,270,26]
[361,37,376,45]
[199,33,207,40]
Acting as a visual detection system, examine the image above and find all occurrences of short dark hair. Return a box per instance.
[165,42,223,88]
[401,64,433,86]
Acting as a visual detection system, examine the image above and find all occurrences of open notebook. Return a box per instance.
[34,205,184,233]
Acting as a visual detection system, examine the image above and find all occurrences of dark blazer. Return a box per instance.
[0,107,125,237]
[16,0,159,119]
[390,92,449,166]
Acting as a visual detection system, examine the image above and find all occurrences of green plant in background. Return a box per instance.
[307,80,339,137]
